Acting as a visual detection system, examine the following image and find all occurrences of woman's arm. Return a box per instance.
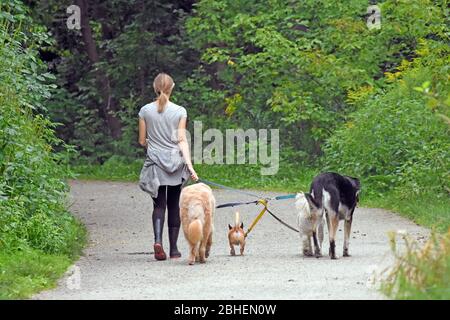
[178,117,198,181]
[138,118,147,147]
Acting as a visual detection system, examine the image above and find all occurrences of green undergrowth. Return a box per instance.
[381,229,450,300]
[0,248,71,299]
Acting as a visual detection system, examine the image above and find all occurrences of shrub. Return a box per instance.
[0,1,83,255]
[382,229,450,299]
[324,38,449,198]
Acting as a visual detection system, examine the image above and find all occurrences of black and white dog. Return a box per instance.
[297,172,360,259]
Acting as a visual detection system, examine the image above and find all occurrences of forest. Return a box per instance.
[0,0,449,299]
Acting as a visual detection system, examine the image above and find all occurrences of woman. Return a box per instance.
[138,73,198,261]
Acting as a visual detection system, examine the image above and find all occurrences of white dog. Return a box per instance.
[296,192,324,258]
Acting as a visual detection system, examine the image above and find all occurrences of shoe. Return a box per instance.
[154,243,167,261]
[168,227,182,258]
[153,218,166,261]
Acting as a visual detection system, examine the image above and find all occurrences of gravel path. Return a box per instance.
[34,180,428,300]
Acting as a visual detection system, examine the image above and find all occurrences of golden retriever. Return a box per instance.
[179,183,215,265]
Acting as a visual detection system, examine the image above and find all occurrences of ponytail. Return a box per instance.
[153,73,174,113]
[157,92,168,113]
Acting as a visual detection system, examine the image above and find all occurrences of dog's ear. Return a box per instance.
[228,224,232,230]
[240,222,244,229]
[346,176,361,191]
[305,193,319,210]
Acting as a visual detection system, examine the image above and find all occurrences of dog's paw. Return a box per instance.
[328,247,338,260]
[303,251,314,257]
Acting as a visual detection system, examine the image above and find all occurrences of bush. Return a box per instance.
[382,229,450,300]
[0,1,83,255]
[324,38,449,198]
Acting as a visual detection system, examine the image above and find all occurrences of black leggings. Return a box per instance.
[152,185,182,229]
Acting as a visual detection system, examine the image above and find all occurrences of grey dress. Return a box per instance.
[138,101,190,198]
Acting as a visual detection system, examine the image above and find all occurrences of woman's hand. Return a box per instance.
[187,164,199,182]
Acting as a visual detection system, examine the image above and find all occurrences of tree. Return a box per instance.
[27,0,196,161]
[76,0,122,138]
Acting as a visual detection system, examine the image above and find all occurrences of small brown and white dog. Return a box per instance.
[228,212,245,256]
[179,183,215,265]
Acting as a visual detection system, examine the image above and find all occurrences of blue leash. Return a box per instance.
[272,194,297,201]
[197,178,297,207]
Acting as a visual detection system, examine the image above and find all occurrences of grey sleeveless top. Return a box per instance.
[138,101,190,198]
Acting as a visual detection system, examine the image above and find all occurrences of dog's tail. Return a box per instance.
[295,193,312,219]
[188,219,203,244]
[234,211,240,227]
[187,204,203,245]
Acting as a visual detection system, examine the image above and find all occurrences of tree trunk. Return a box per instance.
[76,0,122,139]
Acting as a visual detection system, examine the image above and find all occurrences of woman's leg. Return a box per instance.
[152,185,167,260]
[167,184,182,258]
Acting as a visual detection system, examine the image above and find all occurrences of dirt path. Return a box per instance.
[34,180,428,300]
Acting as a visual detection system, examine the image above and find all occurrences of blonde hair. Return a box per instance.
[153,73,174,113]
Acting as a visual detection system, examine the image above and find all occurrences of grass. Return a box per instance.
[0,219,86,300]
[0,249,72,299]
[74,158,315,191]
[364,192,450,233]
[381,229,450,300]
[74,158,143,182]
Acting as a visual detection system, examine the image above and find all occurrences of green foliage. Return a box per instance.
[27,0,197,163]
[324,38,450,198]
[6,0,445,300]
[364,192,450,233]
[381,229,450,300]
[180,0,448,160]
[0,0,86,299]
[0,0,84,257]
[0,248,72,299]
[66,0,449,235]
[74,156,144,181]
[28,0,448,164]
[72,157,315,192]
